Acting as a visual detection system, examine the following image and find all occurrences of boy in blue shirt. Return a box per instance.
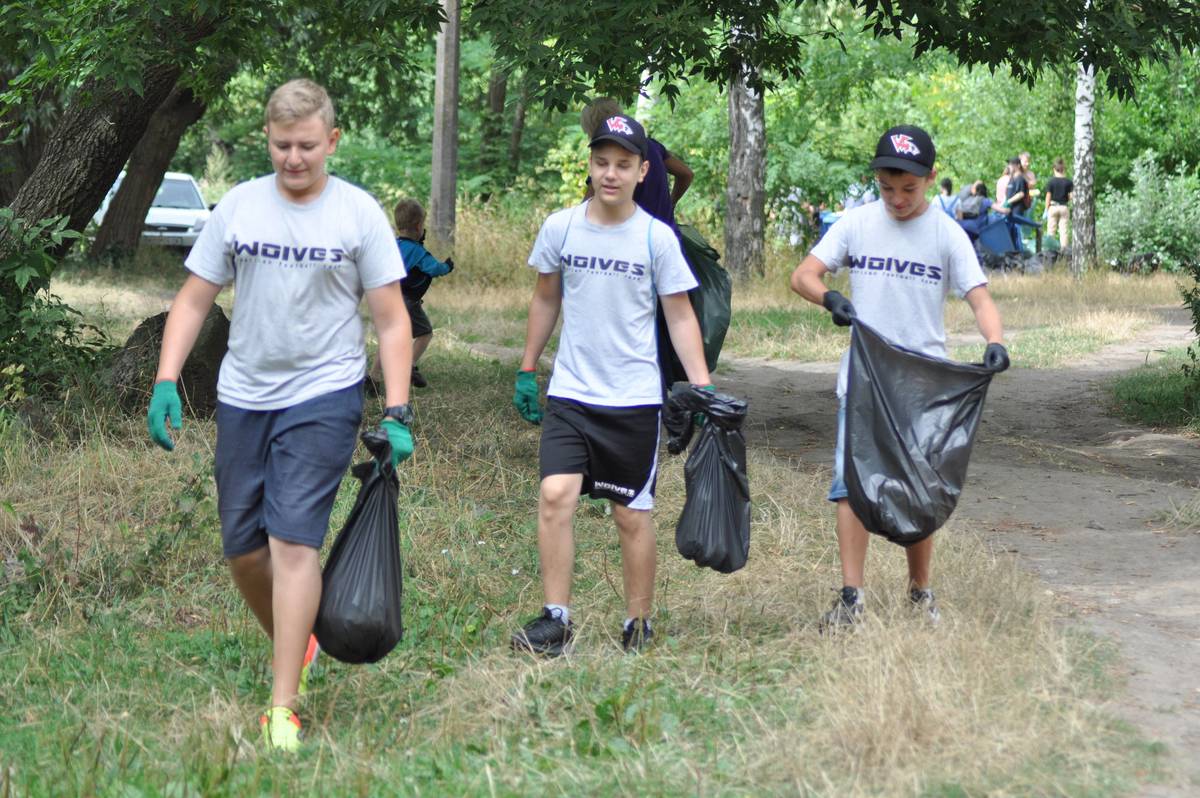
[393,198,454,388]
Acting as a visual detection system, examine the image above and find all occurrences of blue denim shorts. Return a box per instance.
[828,398,848,503]
[214,383,363,557]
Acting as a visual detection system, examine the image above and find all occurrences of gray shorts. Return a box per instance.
[214,382,363,557]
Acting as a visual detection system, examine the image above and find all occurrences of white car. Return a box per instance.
[93,171,211,249]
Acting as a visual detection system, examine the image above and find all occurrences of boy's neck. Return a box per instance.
[585,198,638,226]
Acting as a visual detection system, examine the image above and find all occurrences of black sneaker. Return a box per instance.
[511,608,574,657]
[411,366,428,388]
[909,587,941,625]
[818,586,864,633]
[621,619,653,653]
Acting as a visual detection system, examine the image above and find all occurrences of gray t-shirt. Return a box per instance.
[810,201,987,396]
[186,175,406,410]
[528,202,697,406]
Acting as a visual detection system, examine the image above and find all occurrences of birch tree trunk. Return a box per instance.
[430,0,460,245]
[724,66,766,279]
[1071,62,1097,278]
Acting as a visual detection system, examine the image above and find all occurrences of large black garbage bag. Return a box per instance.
[664,383,750,573]
[314,428,403,664]
[844,319,998,547]
[657,225,733,388]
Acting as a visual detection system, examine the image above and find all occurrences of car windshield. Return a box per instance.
[153,178,205,210]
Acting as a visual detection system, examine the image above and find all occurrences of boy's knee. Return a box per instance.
[268,536,320,572]
[539,477,580,513]
[228,545,270,575]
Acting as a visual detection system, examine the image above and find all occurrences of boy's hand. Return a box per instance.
[822,290,855,327]
[444,257,454,273]
[147,380,183,451]
[693,383,715,427]
[984,343,1011,372]
[380,418,414,468]
[513,369,543,424]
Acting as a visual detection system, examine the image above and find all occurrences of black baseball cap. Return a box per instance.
[589,113,648,159]
[869,125,935,176]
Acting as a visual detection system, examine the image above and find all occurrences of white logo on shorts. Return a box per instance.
[593,480,635,498]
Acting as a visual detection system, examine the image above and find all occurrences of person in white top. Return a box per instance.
[790,124,1009,631]
[510,113,711,657]
[146,79,414,752]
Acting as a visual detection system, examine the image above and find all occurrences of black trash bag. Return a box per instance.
[664,383,751,574]
[844,319,999,547]
[314,428,403,664]
[656,225,733,388]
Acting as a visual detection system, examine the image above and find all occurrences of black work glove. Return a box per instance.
[822,290,855,327]
[444,257,454,273]
[984,342,1010,372]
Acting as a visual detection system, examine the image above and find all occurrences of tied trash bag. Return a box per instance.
[844,319,999,547]
[314,428,403,664]
[664,383,750,573]
[657,225,733,387]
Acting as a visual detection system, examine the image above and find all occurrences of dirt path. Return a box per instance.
[716,308,1200,797]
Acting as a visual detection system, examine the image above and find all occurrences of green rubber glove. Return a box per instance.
[147,380,182,451]
[694,383,715,427]
[513,369,543,424]
[380,418,414,468]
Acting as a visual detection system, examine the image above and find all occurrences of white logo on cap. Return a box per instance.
[891,134,921,156]
[606,116,635,136]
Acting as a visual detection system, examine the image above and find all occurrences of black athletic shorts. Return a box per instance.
[404,296,433,338]
[539,397,661,509]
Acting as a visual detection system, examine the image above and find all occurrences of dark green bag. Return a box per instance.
[657,224,733,388]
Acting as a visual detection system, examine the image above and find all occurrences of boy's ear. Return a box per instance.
[638,157,650,183]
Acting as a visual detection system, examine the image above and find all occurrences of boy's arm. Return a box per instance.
[664,154,693,206]
[519,272,563,370]
[965,285,1004,343]
[365,282,413,407]
[155,274,224,382]
[789,253,832,307]
[660,292,710,385]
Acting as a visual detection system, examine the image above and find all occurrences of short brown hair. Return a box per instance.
[580,97,623,137]
[265,79,336,129]
[393,198,425,234]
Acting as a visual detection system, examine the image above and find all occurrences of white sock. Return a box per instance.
[545,604,570,624]
[623,617,651,632]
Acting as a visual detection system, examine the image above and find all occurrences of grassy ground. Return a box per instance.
[1109,349,1200,434]
[2,232,1183,795]
[0,349,1164,796]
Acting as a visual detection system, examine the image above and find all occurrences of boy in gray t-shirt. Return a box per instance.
[510,113,711,657]
[790,125,1010,630]
[145,80,415,752]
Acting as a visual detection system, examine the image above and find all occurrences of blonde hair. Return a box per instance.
[580,97,623,137]
[265,79,336,129]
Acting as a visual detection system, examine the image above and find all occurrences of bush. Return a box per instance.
[0,209,110,409]
[1096,150,1200,274]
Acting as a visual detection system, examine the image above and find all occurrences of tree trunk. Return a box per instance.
[0,65,60,208]
[479,66,508,173]
[1071,62,1097,278]
[508,82,528,174]
[93,85,208,259]
[430,0,460,245]
[724,66,766,279]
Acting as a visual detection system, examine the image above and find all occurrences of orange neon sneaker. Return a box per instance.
[260,706,302,752]
[298,634,320,696]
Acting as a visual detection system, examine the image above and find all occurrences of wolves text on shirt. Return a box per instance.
[560,251,647,279]
[848,254,943,283]
[232,236,347,268]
